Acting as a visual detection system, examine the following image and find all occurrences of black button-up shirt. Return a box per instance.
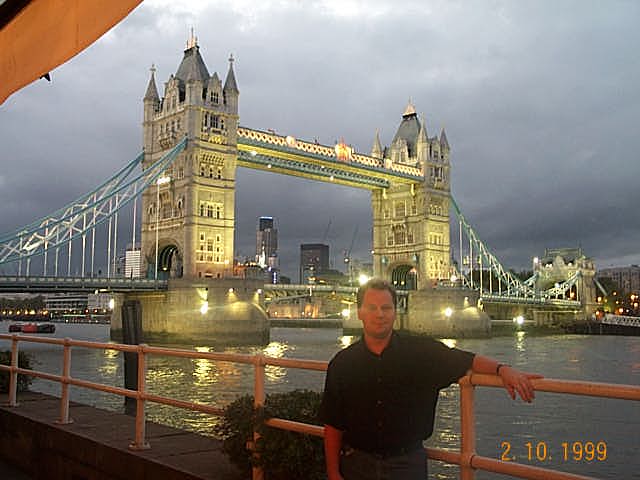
[319,333,475,455]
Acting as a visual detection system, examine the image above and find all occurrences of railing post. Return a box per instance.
[7,335,19,406]
[129,343,150,450]
[459,375,476,480]
[56,338,73,424]
[252,354,266,480]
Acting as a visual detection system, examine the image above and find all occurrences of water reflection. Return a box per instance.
[339,335,356,348]
[515,330,526,352]
[260,341,287,381]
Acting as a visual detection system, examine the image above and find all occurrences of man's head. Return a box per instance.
[356,278,397,309]
[357,278,397,342]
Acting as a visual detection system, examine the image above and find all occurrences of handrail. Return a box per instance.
[1,333,638,480]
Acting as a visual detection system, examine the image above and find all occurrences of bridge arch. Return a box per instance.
[158,244,182,279]
[390,264,418,291]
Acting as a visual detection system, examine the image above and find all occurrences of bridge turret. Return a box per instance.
[223,54,239,115]
[143,65,160,152]
[371,130,383,159]
[371,103,452,288]
[140,38,239,280]
[416,115,429,169]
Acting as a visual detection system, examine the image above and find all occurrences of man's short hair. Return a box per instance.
[357,278,397,308]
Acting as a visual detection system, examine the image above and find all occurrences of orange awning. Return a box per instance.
[0,0,143,104]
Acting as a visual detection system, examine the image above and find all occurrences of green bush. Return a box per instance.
[215,389,325,480]
[0,350,33,393]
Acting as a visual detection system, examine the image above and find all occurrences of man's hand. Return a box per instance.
[499,366,543,402]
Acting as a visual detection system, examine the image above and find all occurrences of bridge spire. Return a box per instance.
[143,64,159,102]
[402,99,416,117]
[223,53,239,94]
[371,129,383,159]
[440,127,450,150]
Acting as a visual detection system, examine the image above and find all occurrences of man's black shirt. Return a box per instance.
[319,333,475,455]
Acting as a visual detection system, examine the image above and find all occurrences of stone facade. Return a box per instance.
[371,103,452,289]
[141,37,239,280]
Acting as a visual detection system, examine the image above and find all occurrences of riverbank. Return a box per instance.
[0,391,244,480]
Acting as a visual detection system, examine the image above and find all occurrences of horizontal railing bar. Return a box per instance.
[142,345,257,365]
[262,357,328,371]
[469,374,640,401]
[425,447,461,465]
[143,393,225,416]
[67,377,137,398]
[471,455,598,480]
[264,418,325,437]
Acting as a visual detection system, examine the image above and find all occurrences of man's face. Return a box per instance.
[358,288,396,340]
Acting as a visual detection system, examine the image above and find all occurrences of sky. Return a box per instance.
[1,0,639,280]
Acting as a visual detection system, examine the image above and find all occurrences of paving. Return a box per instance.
[0,391,247,480]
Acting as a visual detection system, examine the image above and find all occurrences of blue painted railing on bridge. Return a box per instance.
[0,276,167,293]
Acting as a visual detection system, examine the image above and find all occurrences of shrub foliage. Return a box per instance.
[0,350,33,393]
[215,389,325,480]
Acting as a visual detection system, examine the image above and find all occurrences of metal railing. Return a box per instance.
[1,333,639,480]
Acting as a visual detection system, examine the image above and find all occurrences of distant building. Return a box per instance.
[597,265,640,294]
[256,216,278,268]
[125,246,142,278]
[300,243,330,283]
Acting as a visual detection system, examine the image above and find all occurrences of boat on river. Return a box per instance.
[15,322,56,334]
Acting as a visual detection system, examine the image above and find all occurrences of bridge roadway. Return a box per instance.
[0,276,167,293]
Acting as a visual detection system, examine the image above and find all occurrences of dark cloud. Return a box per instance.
[1,0,639,279]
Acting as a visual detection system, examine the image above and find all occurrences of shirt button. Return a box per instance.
[377,377,382,383]
[377,400,383,406]
[377,421,383,428]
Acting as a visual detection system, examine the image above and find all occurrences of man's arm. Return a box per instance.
[471,354,543,403]
[324,424,344,480]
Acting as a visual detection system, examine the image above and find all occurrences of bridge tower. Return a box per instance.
[371,102,451,290]
[141,34,239,279]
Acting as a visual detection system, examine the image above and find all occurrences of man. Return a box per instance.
[319,278,542,480]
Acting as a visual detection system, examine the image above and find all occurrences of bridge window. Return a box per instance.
[209,166,215,178]
[216,204,223,219]
[217,167,222,179]
[212,92,219,104]
[387,232,394,246]
[207,204,214,217]
[411,202,417,215]
[407,230,414,244]
[383,208,389,219]
[211,116,219,129]
[394,201,405,218]
[394,229,406,245]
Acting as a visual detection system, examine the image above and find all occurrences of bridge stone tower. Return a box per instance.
[141,36,239,280]
[371,103,451,290]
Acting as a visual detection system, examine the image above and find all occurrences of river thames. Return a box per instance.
[2,324,638,479]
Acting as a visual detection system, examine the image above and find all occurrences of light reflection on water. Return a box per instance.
[2,324,638,479]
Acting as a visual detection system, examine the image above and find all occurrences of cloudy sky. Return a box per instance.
[1,0,639,280]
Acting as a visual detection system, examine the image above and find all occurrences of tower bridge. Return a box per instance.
[0,38,597,342]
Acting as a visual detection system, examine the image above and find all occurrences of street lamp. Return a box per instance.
[155,175,171,280]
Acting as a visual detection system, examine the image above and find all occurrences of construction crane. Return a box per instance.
[343,226,358,285]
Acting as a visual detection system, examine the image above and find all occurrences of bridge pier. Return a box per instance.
[111,278,269,345]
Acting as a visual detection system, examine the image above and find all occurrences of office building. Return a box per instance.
[256,216,278,268]
[300,243,329,283]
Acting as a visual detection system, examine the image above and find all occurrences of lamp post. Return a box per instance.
[154,176,171,280]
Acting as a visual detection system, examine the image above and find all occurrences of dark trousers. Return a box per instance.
[340,447,427,480]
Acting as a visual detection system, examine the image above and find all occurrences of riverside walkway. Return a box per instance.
[0,391,244,480]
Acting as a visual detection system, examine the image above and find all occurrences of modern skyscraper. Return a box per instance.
[300,243,330,283]
[256,216,278,268]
